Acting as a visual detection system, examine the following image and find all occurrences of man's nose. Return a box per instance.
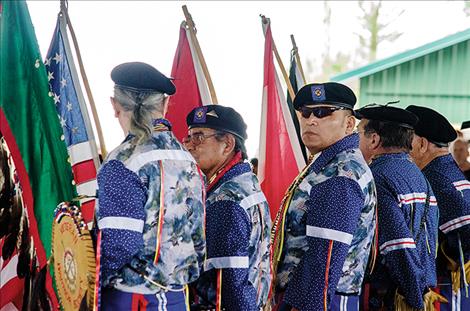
[305,114,319,125]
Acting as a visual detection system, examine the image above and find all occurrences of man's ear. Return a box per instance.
[369,133,381,151]
[420,137,430,154]
[110,97,120,118]
[223,134,236,155]
[345,115,356,135]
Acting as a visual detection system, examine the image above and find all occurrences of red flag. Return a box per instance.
[167,24,214,141]
[259,21,306,219]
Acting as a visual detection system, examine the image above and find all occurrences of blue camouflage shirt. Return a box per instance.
[368,152,438,309]
[422,154,470,264]
[194,161,271,310]
[96,121,206,294]
[277,134,377,310]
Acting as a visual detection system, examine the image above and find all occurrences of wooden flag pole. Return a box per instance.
[260,15,296,100]
[60,0,107,158]
[182,5,218,104]
[290,34,307,84]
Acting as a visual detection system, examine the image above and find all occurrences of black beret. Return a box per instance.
[462,120,470,130]
[186,105,247,140]
[355,105,418,129]
[111,62,176,95]
[293,82,356,110]
[405,105,457,146]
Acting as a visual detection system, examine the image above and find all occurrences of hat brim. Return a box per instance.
[188,124,246,141]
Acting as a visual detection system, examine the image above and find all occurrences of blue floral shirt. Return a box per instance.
[422,154,470,265]
[96,122,206,294]
[367,152,438,309]
[277,134,377,310]
[194,162,271,310]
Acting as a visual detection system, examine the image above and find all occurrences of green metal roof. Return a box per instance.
[331,27,470,82]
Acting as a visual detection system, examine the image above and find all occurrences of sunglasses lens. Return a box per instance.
[314,107,334,118]
[300,107,312,118]
[300,107,336,119]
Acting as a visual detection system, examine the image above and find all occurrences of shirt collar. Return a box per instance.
[208,162,251,195]
[370,151,411,167]
[309,133,359,174]
[123,118,173,142]
[423,153,453,172]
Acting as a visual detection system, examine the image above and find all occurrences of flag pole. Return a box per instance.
[60,0,107,158]
[290,34,307,84]
[260,15,296,100]
[182,5,218,104]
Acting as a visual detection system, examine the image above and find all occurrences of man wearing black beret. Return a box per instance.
[271,82,376,311]
[406,105,470,310]
[355,103,442,310]
[97,62,206,310]
[183,105,272,310]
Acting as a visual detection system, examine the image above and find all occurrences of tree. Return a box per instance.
[464,1,470,17]
[306,1,354,82]
[356,1,404,62]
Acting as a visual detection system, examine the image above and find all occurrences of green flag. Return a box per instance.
[0,0,75,307]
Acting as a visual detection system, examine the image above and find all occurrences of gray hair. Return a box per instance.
[113,86,166,144]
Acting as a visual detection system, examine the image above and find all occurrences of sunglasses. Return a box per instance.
[182,132,219,146]
[299,106,347,119]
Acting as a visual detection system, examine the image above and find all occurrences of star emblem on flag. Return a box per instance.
[59,116,67,127]
[53,93,60,105]
[53,52,63,64]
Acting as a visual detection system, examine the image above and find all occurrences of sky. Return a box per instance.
[27,1,470,158]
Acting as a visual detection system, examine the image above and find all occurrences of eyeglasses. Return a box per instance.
[299,106,347,119]
[182,132,218,146]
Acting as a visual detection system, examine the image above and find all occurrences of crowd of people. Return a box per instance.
[94,62,470,311]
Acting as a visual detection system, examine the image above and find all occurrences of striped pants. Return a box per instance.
[331,294,359,311]
[101,288,189,311]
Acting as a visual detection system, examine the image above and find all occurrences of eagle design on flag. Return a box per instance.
[0,135,52,310]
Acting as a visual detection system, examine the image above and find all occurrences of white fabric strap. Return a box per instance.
[440,215,470,233]
[356,169,373,190]
[379,238,416,255]
[204,256,249,271]
[239,192,267,210]
[453,180,470,191]
[114,283,158,295]
[397,192,427,206]
[306,225,353,245]
[125,149,196,173]
[98,216,144,233]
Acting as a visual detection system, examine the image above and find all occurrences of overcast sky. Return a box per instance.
[27,1,470,157]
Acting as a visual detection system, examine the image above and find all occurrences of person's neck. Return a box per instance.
[372,147,408,159]
[419,149,449,169]
[204,151,237,183]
